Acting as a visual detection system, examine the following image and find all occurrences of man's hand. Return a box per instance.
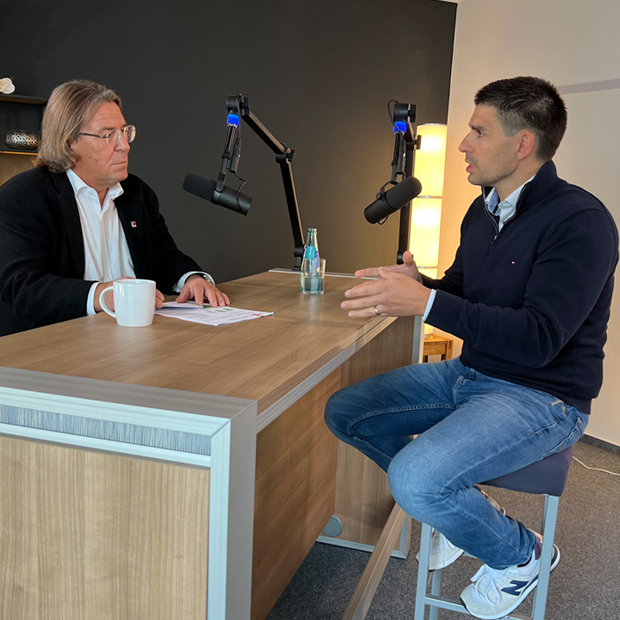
[94,281,115,313]
[176,274,230,308]
[354,250,423,283]
[94,280,164,313]
[341,267,430,318]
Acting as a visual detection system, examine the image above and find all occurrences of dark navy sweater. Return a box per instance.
[425,161,618,414]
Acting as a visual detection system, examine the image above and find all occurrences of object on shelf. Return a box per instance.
[5,129,40,150]
[0,77,15,94]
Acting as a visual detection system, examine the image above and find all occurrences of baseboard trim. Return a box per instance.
[581,433,620,457]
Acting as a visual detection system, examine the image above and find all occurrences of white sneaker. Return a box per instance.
[416,529,465,570]
[416,490,506,571]
[460,533,560,620]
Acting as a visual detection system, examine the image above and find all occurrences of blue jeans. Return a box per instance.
[324,357,587,569]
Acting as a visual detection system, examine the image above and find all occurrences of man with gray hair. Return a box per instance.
[325,77,618,618]
[0,79,229,337]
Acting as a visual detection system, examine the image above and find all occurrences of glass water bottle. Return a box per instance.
[301,228,324,294]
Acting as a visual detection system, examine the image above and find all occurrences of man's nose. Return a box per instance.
[116,137,130,152]
[458,135,470,153]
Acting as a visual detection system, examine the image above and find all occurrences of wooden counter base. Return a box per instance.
[252,369,340,620]
[335,314,416,549]
[0,436,210,620]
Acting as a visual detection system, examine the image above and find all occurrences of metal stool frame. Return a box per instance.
[414,446,574,620]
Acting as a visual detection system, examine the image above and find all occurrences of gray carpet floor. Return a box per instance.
[267,437,620,620]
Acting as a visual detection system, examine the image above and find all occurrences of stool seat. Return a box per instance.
[484,444,574,496]
[415,445,575,620]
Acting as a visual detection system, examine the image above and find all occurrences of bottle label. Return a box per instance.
[304,246,317,260]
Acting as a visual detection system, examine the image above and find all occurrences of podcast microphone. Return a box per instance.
[364,176,422,224]
[183,172,252,216]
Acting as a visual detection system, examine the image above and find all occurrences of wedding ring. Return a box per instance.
[373,305,379,316]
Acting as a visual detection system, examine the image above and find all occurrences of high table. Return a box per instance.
[0,271,421,620]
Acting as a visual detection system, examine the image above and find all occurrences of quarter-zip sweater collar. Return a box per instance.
[483,173,536,239]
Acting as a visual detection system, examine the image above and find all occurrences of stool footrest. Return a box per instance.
[423,593,536,620]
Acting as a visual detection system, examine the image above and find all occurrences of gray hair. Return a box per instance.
[35,79,121,173]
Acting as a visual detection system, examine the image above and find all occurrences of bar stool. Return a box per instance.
[414,445,574,620]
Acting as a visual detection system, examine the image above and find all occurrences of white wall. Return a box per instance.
[440,0,620,445]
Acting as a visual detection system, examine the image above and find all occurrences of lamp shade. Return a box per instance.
[409,197,442,269]
[411,123,447,337]
[414,124,448,198]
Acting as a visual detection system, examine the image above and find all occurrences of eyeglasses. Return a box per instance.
[79,125,136,148]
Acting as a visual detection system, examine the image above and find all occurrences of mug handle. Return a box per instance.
[99,286,115,318]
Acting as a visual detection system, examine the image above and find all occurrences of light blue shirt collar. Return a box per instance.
[485,174,536,231]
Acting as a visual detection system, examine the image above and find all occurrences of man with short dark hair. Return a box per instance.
[0,79,229,336]
[325,77,618,619]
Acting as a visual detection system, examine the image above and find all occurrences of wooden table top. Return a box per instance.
[0,271,388,413]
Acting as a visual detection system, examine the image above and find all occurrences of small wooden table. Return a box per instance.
[423,334,453,363]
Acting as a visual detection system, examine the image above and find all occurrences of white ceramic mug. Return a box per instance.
[98,279,156,327]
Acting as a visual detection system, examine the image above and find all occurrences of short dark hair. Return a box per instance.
[474,77,567,161]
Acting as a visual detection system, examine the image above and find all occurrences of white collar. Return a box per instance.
[66,168,124,203]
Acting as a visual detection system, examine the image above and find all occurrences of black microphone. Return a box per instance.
[364,176,422,224]
[183,172,252,216]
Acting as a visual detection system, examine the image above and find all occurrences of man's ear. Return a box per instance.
[66,139,78,163]
[516,130,536,161]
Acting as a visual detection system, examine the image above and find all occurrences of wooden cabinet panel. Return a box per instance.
[0,436,210,620]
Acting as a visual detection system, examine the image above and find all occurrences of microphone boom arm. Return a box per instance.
[228,95,305,270]
[217,99,241,191]
[392,103,419,264]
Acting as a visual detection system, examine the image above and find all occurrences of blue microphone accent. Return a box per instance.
[227,113,240,127]
[393,121,407,134]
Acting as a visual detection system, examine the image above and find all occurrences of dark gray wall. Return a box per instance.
[0,0,455,282]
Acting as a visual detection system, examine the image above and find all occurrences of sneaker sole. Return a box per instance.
[459,544,561,620]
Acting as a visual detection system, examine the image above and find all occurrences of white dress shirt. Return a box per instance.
[66,169,212,314]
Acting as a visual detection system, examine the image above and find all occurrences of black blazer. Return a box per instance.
[0,167,203,336]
